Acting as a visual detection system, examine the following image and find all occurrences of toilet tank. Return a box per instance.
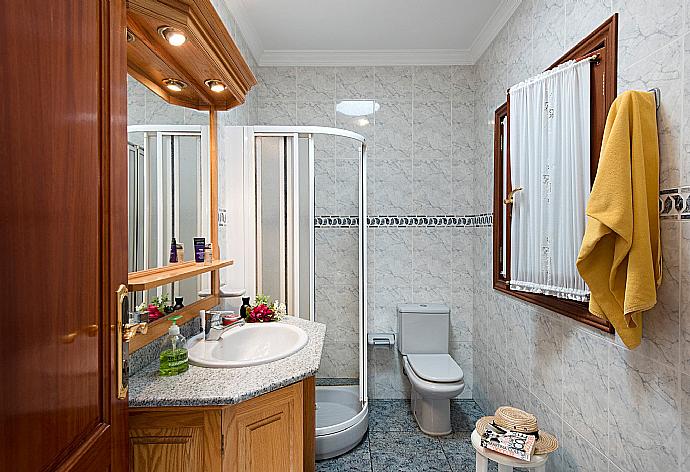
[397,303,450,355]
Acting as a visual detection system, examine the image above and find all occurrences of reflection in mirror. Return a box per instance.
[128,274,210,323]
[255,135,294,311]
[127,126,211,308]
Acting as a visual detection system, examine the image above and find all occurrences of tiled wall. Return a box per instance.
[472,1,690,472]
[254,65,478,398]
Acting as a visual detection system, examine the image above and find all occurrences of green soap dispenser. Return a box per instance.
[159,315,189,376]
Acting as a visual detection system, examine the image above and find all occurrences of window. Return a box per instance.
[493,15,619,333]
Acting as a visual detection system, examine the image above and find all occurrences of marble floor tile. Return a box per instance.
[368,399,419,432]
[317,433,371,472]
[318,399,487,471]
[369,430,451,472]
[449,400,484,432]
[438,431,476,472]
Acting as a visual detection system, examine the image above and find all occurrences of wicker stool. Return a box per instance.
[471,430,549,472]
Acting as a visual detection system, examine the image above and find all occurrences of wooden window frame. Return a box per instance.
[492,15,619,333]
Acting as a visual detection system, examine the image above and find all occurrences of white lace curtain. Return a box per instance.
[509,59,591,302]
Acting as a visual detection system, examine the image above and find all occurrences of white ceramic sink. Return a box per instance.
[188,323,308,368]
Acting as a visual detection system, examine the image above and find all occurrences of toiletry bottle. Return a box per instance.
[194,237,206,263]
[159,315,189,376]
[240,297,251,319]
[176,242,185,262]
[173,297,184,311]
[204,243,213,265]
[169,237,178,263]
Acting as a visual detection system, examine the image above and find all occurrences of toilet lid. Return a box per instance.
[407,354,464,383]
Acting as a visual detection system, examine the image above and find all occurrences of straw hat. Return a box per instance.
[475,406,559,455]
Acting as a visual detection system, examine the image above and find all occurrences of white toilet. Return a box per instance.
[397,303,465,436]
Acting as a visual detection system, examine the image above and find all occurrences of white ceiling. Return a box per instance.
[225,0,521,66]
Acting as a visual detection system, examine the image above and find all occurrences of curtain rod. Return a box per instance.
[506,54,600,96]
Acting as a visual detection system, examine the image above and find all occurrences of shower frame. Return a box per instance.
[244,126,369,407]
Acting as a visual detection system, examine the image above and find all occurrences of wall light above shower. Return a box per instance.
[336,100,379,117]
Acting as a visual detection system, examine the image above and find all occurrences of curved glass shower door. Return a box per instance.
[252,126,368,459]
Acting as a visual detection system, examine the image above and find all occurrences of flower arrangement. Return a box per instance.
[246,294,287,323]
[136,294,172,322]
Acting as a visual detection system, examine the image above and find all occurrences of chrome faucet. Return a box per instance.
[204,311,245,341]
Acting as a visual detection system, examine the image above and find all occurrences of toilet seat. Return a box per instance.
[403,356,465,399]
[406,354,463,383]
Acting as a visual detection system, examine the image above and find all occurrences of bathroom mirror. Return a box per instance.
[127,122,212,307]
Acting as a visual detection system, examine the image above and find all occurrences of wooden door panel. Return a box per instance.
[240,411,292,471]
[129,409,222,472]
[130,437,193,472]
[224,383,304,472]
[0,0,127,470]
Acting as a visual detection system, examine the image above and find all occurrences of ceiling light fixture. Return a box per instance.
[204,79,227,93]
[126,29,135,43]
[158,26,187,46]
[163,78,187,92]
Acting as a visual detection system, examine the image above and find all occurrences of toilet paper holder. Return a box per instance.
[367,333,395,346]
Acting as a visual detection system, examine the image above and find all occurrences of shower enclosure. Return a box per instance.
[221,126,368,459]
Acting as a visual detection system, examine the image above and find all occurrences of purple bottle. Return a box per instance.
[169,237,178,263]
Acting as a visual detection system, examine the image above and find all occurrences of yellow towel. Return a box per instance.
[576,90,661,349]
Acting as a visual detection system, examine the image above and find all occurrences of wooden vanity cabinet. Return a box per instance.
[129,377,315,472]
[129,408,222,472]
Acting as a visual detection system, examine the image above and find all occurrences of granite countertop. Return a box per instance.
[128,316,325,408]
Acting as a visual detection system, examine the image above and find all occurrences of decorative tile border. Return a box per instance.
[314,213,494,228]
[659,187,690,221]
[314,216,360,227]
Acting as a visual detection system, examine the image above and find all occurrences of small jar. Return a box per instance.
[221,311,239,325]
[173,297,184,311]
[176,243,185,262]
[204,243,213,265]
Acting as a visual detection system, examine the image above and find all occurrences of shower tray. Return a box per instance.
[315,385,369,460]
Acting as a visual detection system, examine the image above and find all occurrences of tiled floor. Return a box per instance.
[316,399,490,472]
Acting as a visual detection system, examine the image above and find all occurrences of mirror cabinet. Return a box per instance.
[124,0,256,352]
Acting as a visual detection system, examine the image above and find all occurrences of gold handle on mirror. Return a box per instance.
[504,187,523,205]
[123,322,148,342]
[116,284,129,400]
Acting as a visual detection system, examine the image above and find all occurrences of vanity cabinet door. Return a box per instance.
[223,382,304,472]
[129,408,222,472]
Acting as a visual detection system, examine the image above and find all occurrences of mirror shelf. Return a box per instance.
[127,259,233,292]
[129,295,218,352]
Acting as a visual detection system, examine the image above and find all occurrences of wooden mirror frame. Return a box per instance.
[492,15,619,333]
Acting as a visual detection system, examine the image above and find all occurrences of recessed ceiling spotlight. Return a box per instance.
[204,79,227,93]
[126,29,135,43]
[157,26,187,46]
[163,78,187,92]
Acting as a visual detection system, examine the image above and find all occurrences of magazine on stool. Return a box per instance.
[480,423,536,462]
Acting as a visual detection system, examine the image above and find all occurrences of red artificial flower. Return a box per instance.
[246,303,275,323]
[147,304,163,321]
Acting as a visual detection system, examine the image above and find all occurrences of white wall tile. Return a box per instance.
[613,0,684,70]
[608,346,679,472]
